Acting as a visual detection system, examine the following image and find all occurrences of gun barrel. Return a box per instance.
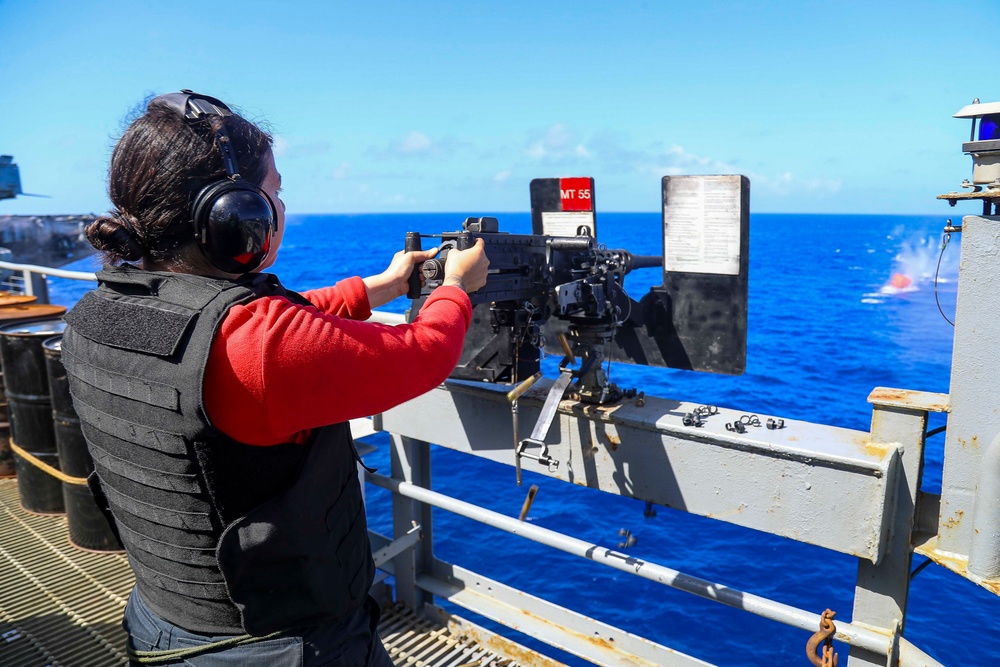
[628,254,663,270]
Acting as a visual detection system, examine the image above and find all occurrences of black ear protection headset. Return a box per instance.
[147,90,277,274]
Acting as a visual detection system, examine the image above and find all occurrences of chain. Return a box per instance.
[805,609,838,667]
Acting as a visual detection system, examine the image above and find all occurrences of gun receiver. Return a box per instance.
[405,217,660,395]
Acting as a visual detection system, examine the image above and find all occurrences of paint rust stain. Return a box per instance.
[867,387,951,412]
[855,435,892,459]
[942,509,965,530]
[564,401,623,422]
[871,388,909,402]
[518,607,620,657]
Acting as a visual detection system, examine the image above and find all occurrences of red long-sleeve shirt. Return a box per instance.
[203,277,471,446]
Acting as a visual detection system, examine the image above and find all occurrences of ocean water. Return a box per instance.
[49,212,997,666]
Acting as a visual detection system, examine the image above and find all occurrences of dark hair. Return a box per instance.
[87,98,273,265]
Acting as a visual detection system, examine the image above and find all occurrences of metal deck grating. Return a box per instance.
[0,478,132,666]
[378,604,530,667]
[0,479,538,667]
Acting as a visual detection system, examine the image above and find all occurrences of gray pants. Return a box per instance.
[123,587,395,666]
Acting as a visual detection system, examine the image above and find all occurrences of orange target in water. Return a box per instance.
[890,273,912,289]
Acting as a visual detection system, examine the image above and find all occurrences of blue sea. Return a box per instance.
[50,212,997,666]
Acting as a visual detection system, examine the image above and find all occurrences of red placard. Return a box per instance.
[558,177,593,211]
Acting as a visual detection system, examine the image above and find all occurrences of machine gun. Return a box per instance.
[407,215,666,483]
[405,216,662,404]
[406,175,749,483]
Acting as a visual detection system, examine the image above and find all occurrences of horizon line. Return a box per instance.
[0,209,959,219]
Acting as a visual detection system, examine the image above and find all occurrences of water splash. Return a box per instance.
[879,234,957,296]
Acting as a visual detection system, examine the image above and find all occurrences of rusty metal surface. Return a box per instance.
[806,609,838,667]
[867,387,950,413]
[936,190,1000,200]
[422,603,568,667]
[380,601,540,666]
[913,532,1000,597]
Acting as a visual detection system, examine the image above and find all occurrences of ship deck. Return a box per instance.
[0,478,535,667]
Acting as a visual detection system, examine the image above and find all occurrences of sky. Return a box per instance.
[1,0,997,216]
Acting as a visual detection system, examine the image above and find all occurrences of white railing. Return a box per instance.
[0,259,97,297]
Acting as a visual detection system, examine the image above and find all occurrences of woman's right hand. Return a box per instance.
[443,238,489,293]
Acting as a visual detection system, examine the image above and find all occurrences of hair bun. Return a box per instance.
[85,212,144,263]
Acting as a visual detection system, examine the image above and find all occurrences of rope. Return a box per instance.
[126,630,286,664]
[8,439,88,485]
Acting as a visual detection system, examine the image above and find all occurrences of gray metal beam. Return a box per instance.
[381,380,899,562]
[847,389,934,667]
[420,563,712,667]
[390,434,434,609]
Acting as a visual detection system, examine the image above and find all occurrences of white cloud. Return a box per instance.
[331,162,350,179]
[271,135,289,158]
[355,124,841,205]
[397,131,434,155]
[750,171,841,196]
[633,145,725,178]
[524,124,591,162]
[368,131,466,160]
[270,136,332,160]
[632,144,840,196]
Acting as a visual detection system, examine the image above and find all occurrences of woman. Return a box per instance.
[61,90,488,666]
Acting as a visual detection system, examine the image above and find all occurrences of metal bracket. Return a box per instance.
[517,437,560,472]
[514,367,573,485]
[372,521,422,568]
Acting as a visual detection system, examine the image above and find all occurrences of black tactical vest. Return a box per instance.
[62,266,374,636]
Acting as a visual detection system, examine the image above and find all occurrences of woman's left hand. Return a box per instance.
[363,247,440,308]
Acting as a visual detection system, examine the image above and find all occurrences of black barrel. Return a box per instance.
[0,318,67,513]
[0,304,67,478]
[43,335,122,551]
[0,365,11,478]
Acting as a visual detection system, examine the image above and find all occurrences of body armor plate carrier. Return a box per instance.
[62,266,374,636]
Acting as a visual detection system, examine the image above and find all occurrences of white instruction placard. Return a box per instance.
[663,176,742,275]
[540,211,595,237]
